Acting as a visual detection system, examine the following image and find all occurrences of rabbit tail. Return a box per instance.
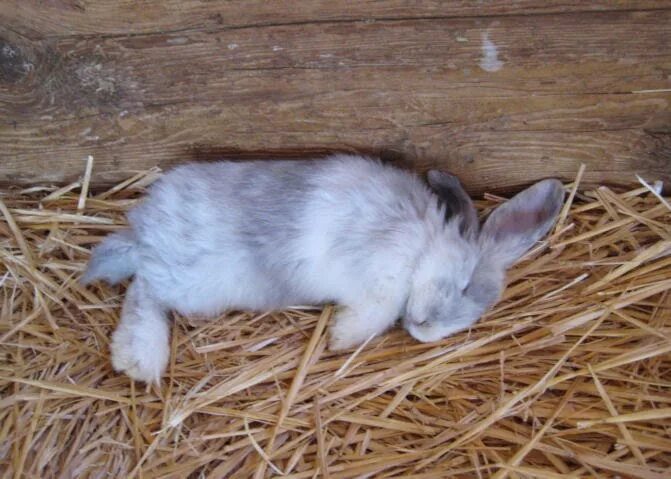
[81,230,139,285]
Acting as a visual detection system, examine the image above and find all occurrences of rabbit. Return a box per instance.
[82,154,564,383]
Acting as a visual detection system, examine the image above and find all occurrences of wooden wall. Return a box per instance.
[1,1,670,193]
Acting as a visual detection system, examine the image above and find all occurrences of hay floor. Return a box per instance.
[1,166,670,478]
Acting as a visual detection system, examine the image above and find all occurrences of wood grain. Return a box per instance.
[1,2,670,193]
[4,1,671,37]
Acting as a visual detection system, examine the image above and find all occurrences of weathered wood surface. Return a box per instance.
[1,1,670,193]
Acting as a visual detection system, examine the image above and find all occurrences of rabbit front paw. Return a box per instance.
[328,306,389,351]
[329,309,366,351]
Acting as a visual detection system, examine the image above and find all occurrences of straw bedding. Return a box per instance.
[1,163,670,478]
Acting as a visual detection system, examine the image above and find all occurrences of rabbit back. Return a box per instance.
[128,155,434,315]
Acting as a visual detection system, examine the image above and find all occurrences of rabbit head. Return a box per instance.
[404,172,565,342]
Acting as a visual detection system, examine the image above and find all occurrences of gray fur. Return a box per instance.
[81,230,138,285]
[480,179,565,267]
[427,170,479,239]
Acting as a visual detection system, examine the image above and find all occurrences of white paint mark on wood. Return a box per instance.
[227,43,239,50]
[166,37,189,45]
[480,32,503,72]
[2,44,17,57]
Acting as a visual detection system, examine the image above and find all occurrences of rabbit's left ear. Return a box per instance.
[480,179,565,267]
[427,170,479,238]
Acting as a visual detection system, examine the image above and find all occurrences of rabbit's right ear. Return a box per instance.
[480,179,564,267]
[427,170,479,238]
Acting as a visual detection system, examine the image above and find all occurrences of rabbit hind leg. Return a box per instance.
[110,277,171,384]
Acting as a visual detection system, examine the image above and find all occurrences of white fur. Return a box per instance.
[110,278,169,383]
[83,155,564,382]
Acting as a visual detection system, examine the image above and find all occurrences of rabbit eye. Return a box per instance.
[411,317,429,327]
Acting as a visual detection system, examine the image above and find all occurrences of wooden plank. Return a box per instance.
[1,8,670,192]
[2,120,668,194]
[4,10,670,111]
[3,1,671,37]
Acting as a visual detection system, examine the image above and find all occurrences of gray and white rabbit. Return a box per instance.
[82,155,564,383]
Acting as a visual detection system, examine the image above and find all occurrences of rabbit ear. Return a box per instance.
[427,170,479,238]
[481,179,564,267]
